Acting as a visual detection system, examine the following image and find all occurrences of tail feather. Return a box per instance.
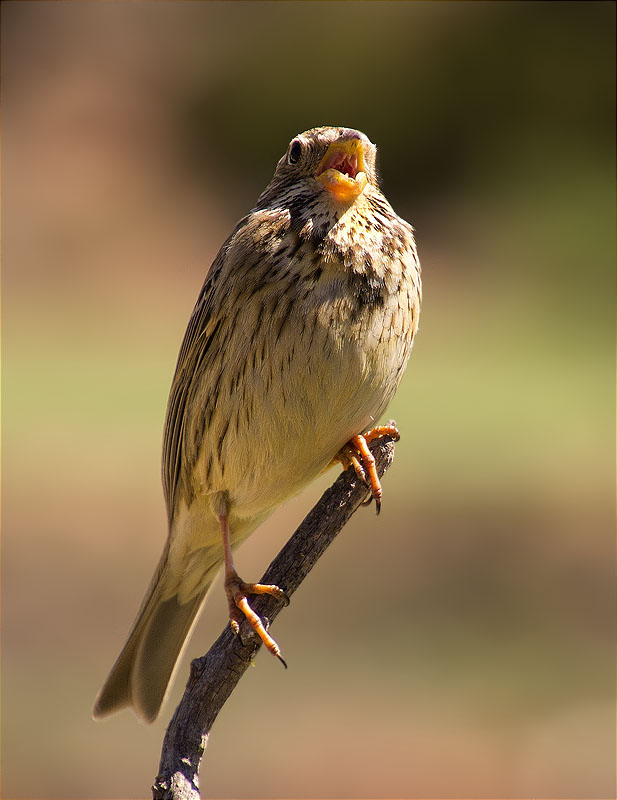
[93,550,221,723]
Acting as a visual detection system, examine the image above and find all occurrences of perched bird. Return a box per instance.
[93,126,422,723]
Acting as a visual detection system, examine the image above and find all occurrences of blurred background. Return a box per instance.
[2,1,615,797]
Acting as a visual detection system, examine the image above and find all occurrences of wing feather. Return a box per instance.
[161,244,230,522]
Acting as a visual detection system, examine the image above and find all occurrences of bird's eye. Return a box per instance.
[287,140,303,165]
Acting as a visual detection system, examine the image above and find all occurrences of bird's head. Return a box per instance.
[265,126,379,207]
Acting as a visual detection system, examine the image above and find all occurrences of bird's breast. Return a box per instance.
[203,266,415,516]
[186,198,420,520]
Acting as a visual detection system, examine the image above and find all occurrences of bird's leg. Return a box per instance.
[218,513,288,667]
[334,424,400,514]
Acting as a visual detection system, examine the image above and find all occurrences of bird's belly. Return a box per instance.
[212,308,408,518]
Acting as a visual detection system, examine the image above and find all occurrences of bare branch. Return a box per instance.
[152,435,397,800]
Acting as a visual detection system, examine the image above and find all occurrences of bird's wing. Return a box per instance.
[161,239,232,523]
[162,212,271,522]
[162,206,295,522]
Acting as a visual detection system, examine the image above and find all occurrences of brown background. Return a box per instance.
[2,1,615,797]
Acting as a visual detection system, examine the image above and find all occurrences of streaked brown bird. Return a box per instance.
[93,126,422,723]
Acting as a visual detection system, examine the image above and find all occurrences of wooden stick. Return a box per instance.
[152,435,397,800]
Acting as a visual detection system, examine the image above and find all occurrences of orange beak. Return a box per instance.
[316,138,368,202]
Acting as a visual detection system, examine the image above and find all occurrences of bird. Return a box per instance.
[93,126,422,724]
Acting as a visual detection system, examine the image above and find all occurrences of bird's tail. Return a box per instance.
[93,545,221,724]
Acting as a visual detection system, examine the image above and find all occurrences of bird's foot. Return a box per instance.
[335,425,400,514]
[224,571,289,667]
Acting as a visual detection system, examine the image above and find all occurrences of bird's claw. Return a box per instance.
[335,424,399,514]
[225,573,288,664]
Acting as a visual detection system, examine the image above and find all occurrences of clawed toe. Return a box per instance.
[224,573,288,665]
[335,425,399,514]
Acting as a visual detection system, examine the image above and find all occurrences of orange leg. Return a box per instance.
[335,424,400,515]
[218,513,289,667]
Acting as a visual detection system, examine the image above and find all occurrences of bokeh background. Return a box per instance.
[2,1,615,797]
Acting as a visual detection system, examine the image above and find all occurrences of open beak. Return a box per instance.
[315,138,368,202]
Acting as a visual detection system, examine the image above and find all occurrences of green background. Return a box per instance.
[2,1,615,797]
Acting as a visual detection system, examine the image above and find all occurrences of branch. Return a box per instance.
[152,434,397,800]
